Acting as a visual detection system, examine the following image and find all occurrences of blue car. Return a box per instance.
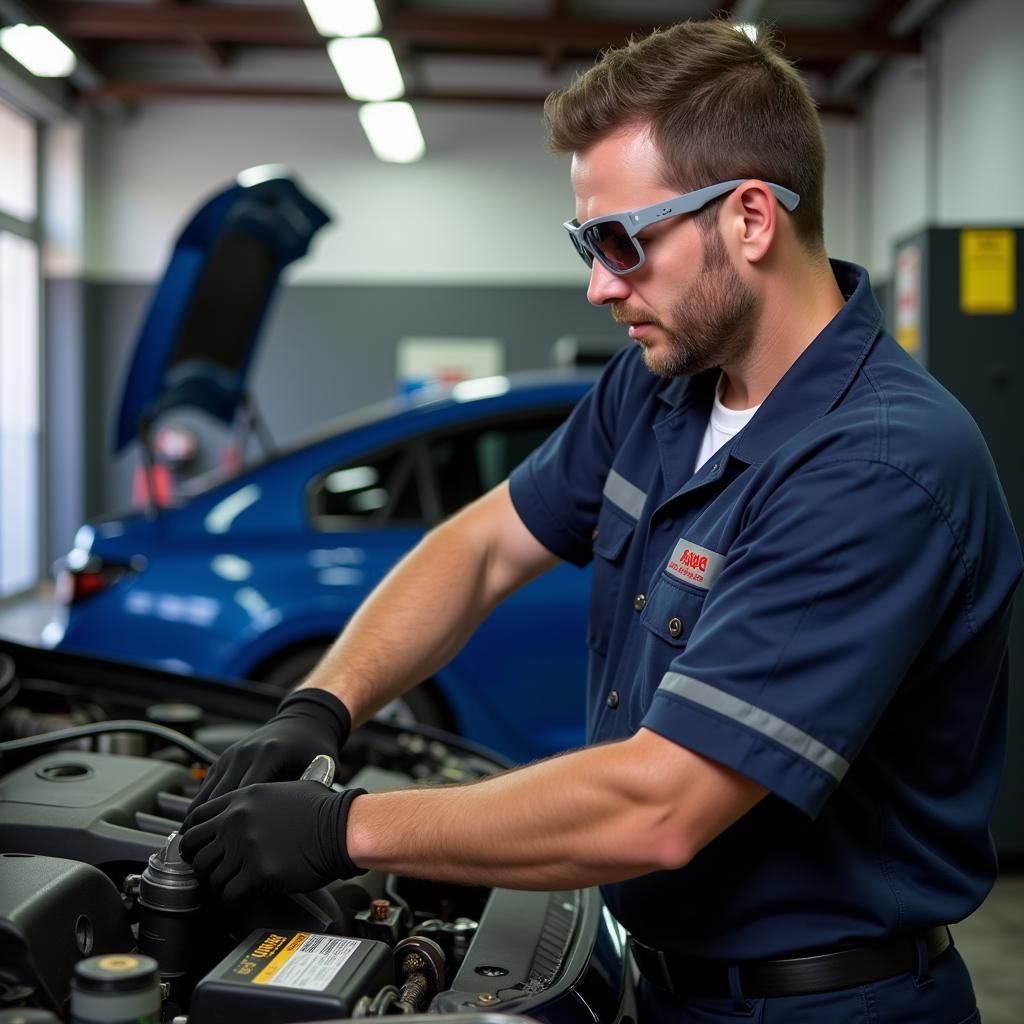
[49,170,598,763]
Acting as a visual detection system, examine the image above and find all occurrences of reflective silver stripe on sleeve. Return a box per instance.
[603,469,646,520]
[658,672,850,782]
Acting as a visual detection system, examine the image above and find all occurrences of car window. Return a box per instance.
[311,448,423,527]
[429,413,568,517]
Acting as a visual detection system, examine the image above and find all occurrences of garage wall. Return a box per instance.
[863,0,1024,281]
[81,102,861,284]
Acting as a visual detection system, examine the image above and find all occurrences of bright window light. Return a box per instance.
[304,0,382,38]
[734,22,759,42]
[326,466,379,493]
[358,102,426,164]
[327,37,404,101]
[0,24,76,77]
[236,163,290,188]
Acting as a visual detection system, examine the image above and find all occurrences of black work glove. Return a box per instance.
[180,781,367,903]
[189,689,352,810]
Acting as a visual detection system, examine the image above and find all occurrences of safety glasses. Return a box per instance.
[563,179,801,276]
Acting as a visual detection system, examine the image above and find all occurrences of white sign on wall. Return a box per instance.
[396,336,504,394]
[895,243,922,361]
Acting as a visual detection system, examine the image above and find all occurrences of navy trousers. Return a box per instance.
[638,944,980,1023]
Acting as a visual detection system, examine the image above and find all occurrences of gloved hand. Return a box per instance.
[180,781,367,902]
[189,688,352,810]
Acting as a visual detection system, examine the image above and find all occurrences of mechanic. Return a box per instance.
[180,19,1023,1023]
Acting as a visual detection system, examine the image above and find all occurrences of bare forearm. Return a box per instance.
[300,483,556,726]
[346,729,766,889]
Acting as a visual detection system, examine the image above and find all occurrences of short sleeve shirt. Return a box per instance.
[509,261,1023,959]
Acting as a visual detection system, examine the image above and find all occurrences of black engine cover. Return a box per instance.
[0,854,134,1012]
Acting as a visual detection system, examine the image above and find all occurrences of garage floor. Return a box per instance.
[1,588,1021,1021]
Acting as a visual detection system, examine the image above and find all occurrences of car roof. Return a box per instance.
[179,367,600,499]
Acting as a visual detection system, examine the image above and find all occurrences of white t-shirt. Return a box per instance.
[694,375,760,473]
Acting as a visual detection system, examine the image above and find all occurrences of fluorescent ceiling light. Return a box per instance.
[358,102,426,164]
[327,37,404,101]
[733,22,759,42]
[0,24,76,77]
[304,0,382,38]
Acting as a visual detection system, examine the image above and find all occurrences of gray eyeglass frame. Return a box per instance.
[563,178,801,276]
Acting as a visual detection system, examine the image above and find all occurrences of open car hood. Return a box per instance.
[0,638,633,1024]
[113,166,331,453]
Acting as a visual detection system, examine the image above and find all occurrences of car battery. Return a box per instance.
[189,929,393,1024]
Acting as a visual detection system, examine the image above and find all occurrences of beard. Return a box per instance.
[613,228,759,379]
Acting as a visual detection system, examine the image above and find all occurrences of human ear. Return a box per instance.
[728,181,776,264]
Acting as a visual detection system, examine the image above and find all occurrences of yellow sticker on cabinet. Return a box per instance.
[960,229,1015,314]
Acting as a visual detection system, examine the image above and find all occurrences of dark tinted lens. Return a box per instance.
[584,220,640,272]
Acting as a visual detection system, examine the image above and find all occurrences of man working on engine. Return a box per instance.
[181,19,1022,1022]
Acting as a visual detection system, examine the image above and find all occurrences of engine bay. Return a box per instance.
[0,642,630,1024]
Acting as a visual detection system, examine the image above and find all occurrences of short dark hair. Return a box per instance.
[544,20,826,252]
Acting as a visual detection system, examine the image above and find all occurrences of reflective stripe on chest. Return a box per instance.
[665,538,725,589]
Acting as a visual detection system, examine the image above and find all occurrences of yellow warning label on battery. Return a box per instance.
[961,229,1015,314]
[255,932,310,985]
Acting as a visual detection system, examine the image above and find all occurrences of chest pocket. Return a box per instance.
[587,502,636,656]
[639,573,709,647]
[632,573,710,729]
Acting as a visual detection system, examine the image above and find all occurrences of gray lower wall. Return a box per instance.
[79,280,621,523]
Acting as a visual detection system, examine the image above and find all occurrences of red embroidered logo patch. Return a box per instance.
[665,539,724,589]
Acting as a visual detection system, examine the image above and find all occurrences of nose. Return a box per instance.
[586,259,631,306]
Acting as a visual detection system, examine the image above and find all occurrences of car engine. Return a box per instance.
[0,642,631,1024]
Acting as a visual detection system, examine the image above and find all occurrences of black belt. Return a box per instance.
[629,926,951,999]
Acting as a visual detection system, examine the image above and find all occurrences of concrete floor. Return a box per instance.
[1,588,1021,1021]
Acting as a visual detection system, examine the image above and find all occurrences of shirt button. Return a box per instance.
[592,526,599,541]
[633,593,646,611]
[607,690,619,709]
[667,616,683,638]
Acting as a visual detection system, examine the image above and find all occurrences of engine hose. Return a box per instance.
[0,719,216,763]
[367,985,401,1016]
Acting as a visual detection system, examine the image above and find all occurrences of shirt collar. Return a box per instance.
[656,260,883,466]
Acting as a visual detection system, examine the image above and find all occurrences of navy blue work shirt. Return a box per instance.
[509,261,1023,960]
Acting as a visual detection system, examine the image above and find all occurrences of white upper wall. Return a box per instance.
[82,97,860,284]
[84,101,584,285]
[937,0,1024,223]
[864,0,1024,281]
[67,0,1024,287]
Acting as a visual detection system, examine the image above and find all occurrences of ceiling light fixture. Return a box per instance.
[327,37,405,101]
[303,0,382,38]
[0,23,77,77]
[358,102,426,164]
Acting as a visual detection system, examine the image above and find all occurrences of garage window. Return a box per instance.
[0,98,40,599]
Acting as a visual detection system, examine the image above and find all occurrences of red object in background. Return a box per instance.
[132,463,174,508]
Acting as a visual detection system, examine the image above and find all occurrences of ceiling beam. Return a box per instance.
[78,78,858,116]
[40,5,920,61]
[388,15,920,59]
[41,3,320,45]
